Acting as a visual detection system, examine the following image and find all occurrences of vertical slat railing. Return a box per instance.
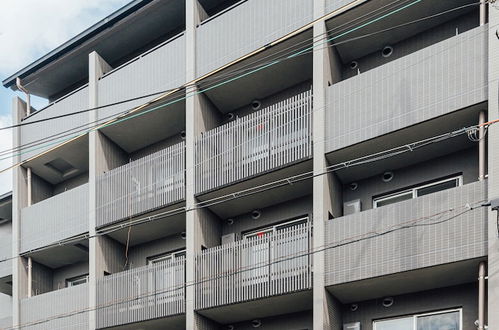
[195,222,311,309]
[97,257,185,328]
[195,90,312,194]
[20,284,89,330]
[96,142,185,227]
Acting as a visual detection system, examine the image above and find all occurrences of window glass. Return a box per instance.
[417,311,460,330]
[416,179,459,197]
[374,191,413,207]
[375,316,413,330]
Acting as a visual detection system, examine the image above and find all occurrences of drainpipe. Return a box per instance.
[478,261,486,330]
[16,77,31,116]
[480,0,486,26]
[27,257,32,298]
[479,111,486,180]
[27,167,32,207]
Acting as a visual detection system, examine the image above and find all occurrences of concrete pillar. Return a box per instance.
[312,1,338,329]
[11,97,29,328]
[488,3,499,329]
[88,51,113,330]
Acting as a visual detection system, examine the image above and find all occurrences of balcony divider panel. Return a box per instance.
[325,25,488,153]
[96,142,185,227]
[325,181,488,286]
[195,89,312,194]
[20,183,89,253]
[195,222,312,309]
[96,256,185,328]
[196,0,313,76]
[20,283,89,330]
[0,238,12,278]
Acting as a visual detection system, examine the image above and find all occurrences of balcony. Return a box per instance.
[325,180,488,287]
[196,221,312,310]
[196,0,313,76]
[325,24,488,153]
[195,90,312,194]
[20,85,89,161]
[97,257,185,328]
[96,142,185,228]
[0,233,11,280]
[20,183,89,252]
[98,33,186,121]
[20,283,88,330]
[0,317,12,330]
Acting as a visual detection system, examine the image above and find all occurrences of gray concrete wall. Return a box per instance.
[52,261,89,290]
[127,234,185,268]
[130,134,184,161]
[31,261,52,296]
[221,195,312,237]
[341,283,478,330]
[222,310,312,330]
[53,172,89,195]
[343,147,479,211]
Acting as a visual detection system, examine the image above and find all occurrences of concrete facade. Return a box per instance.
[1,0,497,329]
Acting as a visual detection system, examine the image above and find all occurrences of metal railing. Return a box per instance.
[196,222,312,309]
[97,257,185,328]
[195,90,312,194]
[20,284,89,330]
[21,183,89,253]
[0,317,12,330]
[96,142,185,227]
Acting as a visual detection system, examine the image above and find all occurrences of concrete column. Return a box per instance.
[11,97,29,328]
[488,3,499,330]
[312,1,341,329]
[88,51,112,330]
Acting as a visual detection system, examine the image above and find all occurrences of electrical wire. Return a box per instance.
[0,0,481,164]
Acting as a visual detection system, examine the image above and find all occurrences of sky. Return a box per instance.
[0,0,131,195]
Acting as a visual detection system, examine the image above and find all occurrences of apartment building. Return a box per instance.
[1,0,498,329]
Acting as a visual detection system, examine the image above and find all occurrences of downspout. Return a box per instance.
[27,167,33,297]
[478,261,486,330]
[16,77,31,116]
[480,0,487,26]
[479,111,486,180]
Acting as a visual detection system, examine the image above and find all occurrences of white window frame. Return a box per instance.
[373,176,463,208]
[66,274,89,287]
[373,308,462,330]
[242,216,310,239]
[147,249,186,265]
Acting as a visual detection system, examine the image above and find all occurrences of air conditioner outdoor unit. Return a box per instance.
[343,199,361,215]
[343,322,361,330]
[221,233,237,245]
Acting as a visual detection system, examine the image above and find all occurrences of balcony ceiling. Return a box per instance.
[327,103,484,183]
[198,0,241,17]
[27,240,89,269]
[24,134,89,185]
[327,0,477,63]
[107,315,185,330]
[100,98,186,154]
[199,30,313,113]
[327,258,484,303]
[3,0,185,99]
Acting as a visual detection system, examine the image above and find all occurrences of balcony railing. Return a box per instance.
[325,181,488,287]
[325,25,488,152]
[0,317,12,330]
[196,0,313,76]
[97,257,185,328]
[96,142,185,227]
[98,33,186,121]
[195,90,312,194]
[0,239,11,279]
[20,283,89,330]
[20,85,89,161]
[195,222,312,310]
[20,183,89,253]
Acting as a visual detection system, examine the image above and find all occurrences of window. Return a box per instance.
[373,176,462,208]
[66,274,89,287]
[374,309,461,330]
[147,249,186,265]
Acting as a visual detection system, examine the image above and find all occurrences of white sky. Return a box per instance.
[0,0,130,195]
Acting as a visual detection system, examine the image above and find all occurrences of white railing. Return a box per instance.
[196,222,312,309]
[97,257,185,328]
[0,317,12,330]
[195,90,312,194]
[20,284,89,330]
[96,142,185,227]
[21,183,89,253]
